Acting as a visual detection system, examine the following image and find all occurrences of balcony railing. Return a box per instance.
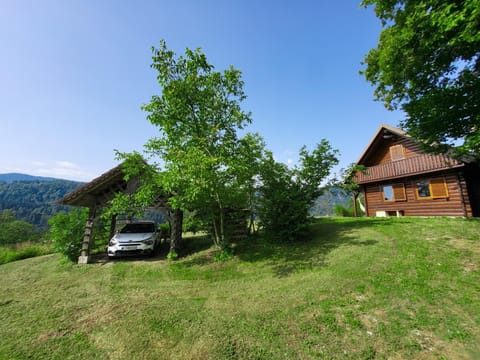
[355,154,463,184]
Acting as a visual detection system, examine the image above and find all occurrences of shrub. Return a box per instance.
[159,222,170,235]
[48,208,88,262]
[257,142,338,242]
[334,204,355,217]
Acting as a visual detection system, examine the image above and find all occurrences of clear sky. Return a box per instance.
[0,0,403,182]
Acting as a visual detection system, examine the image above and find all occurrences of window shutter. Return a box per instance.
[430,178,448,198]
[390,145,405,161]
[392,183,406,201]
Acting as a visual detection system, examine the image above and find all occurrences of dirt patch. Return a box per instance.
[447,238,480,255]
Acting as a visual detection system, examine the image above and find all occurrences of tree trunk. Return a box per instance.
[169,208,183,256]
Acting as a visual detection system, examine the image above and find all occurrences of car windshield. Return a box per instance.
[120,223,155,233]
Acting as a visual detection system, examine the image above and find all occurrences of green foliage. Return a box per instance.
[158,222,170,235]
[0,210,42,245]
[0,245,52,265]
[334,204,355,217]
[116,40,265,251]
[258,141,339,241]
[362,0,480,157]
[213,248,234,262]
[337,163,367,195]
[166,250,178,261]
[0,180,82,229]
[182,211,203,234]
[48,208,88,262]
[111,40,339,249]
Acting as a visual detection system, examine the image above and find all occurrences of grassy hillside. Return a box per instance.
[1,217,479,359]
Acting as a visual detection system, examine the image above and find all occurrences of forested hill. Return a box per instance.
[0,175,83,230]
[0,173,61,183]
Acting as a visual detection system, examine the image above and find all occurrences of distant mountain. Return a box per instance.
[310,187,351,216]
[0,175,83,230]
[0,173,61,183]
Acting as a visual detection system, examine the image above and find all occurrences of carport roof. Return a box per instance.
[56,163,127,208]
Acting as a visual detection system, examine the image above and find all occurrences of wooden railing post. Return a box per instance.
[352,192,359,217]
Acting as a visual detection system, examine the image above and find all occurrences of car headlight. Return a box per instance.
[142,236,155,245]
[109,238,119,246]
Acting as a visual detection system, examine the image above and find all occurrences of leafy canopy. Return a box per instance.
[117,40,262,250]
[362,0,480,157]
[114,40,340,249]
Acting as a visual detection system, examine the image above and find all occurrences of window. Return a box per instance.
[383,185,394,201]
[382,183,406,202]
[415,178,449,199]
[390,144,405,161]
[416,181,431,198]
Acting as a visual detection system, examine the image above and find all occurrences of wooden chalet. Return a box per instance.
[354,124,480,218]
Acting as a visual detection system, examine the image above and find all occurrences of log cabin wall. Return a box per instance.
[364,137,423,166]
[363,170,472,217]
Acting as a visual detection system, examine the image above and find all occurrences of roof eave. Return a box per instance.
[356,124,407,165]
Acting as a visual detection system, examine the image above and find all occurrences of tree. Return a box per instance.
[257,141,339,241]
[362,0,480,157]
[335,164,367,217]
[118,40,262,253]
[0,210,41,245]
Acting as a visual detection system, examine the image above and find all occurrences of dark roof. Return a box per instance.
[56,163,126,207]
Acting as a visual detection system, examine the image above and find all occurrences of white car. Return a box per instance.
[107,221,160,258]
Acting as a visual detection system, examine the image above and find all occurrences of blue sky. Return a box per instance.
[0,0,403,181]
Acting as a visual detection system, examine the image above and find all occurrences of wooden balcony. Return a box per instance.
[355,154,463,184]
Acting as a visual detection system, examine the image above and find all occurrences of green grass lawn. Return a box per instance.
[1,217,479,359]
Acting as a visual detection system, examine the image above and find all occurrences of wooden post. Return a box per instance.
[78,207,96,264]
[360,185,369,217]
[456,172,468,218]
[352,192,358,217]
[109,214,117,240]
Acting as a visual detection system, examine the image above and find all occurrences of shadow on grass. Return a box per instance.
[93,234,213,265]
[235,217,395,278]
[175,235,214,266]
[93,217,398,274]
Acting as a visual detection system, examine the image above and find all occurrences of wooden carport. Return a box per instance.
[57,163,182,264]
